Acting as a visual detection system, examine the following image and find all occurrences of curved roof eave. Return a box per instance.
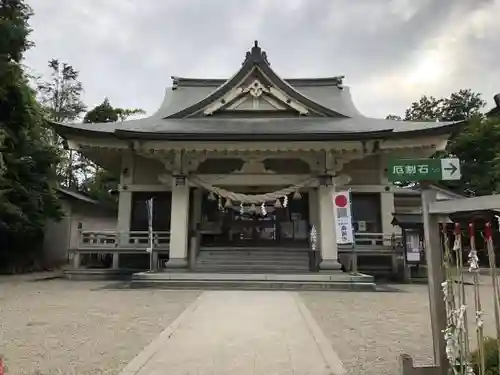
[51,121,119,140]
[114,129,393,141]
[51,115,461,141]
[113,120,460,142]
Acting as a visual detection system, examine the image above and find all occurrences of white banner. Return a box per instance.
[333,191,354,245]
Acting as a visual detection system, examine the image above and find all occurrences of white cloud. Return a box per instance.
[25,0,500,118]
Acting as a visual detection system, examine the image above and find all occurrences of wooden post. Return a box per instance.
[402,230,411,283]
[421,182,448,373]
[112,253,119,269]
[72,252,81,269]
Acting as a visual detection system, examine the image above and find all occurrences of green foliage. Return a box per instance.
[80,99,144,204]
[37,59,86,123]
[442,89,486,121]
[446,116,500,195]
[471,337,499,375]
[0,0,33,63]
[386,114,402,120]
[0,0,62,271]
[115,107,145,121]
[395,89,500,196]
[404,95,444,121]
[404,89,486,122]
[82,168,119,204]
[83,98,118,123]
[84,98,145,123]
[36,58,87,188]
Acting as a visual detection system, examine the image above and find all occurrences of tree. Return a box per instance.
[442,89,486,121]
[386,114,402,120]
[404,95,444,121]
[0,0,62,271]
[37,59,87,123]
[397,89,498,195]
[83,98,118,123]
[36,59,87,188]
[403,89,486,122]
[447,116,500,196]
[81,98,145,203]
[115,107,145,122]
[83,98,145,123]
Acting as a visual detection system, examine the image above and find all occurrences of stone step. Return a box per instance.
[198,253,309,260]
[194,266,310,273]
[199,249,309,253]
[196,248,310,273]
[196,259,309,266]
[130,271,376,291]
[130,280,375,291]
[196,256,309,262]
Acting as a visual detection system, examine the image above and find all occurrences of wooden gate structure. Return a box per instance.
[402,187,500,375]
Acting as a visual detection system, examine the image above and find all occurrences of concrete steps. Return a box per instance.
[195,248,310,273]
[131,271,376,291]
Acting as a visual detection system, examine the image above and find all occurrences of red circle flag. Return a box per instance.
[335,194,348,207]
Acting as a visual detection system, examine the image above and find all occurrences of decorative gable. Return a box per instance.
[203,74,310,116]
[165,41,349,119]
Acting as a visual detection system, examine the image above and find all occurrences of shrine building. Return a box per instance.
[53,41,459,278]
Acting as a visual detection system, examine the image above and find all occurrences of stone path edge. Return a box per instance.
[118,291,346,375]
[117,292,206,375]
[294,293,346,375]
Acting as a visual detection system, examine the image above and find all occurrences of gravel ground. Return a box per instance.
[0,278,200,375]
[301,277,500,375]
[2,276,499,375]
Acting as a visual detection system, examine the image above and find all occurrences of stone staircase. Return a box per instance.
[130,271,376,291]
[194,248,311,273]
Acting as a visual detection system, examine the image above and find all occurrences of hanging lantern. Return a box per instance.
[293,191,302,200]
[261,203,267,216]
[274,198,282,208]
[249,204,257,213]
[224,198,232,208]
[240,203,244,214]
[208,192,216,201]
[283,195,288,208]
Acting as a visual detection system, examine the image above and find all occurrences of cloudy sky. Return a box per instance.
[25,0,500,118]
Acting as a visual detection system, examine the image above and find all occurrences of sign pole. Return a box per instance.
[421,181,448,373]
[146,197,155,272]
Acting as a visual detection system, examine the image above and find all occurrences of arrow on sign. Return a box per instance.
[440,158,461,181]
[444,163,458,175]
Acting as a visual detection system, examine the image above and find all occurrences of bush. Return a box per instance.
[471,337,499,375]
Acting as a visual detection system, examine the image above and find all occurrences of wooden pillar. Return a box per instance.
[189,188,203,269]
[166,177,190,269]
[318,183,341,271]
[421,184,447,372]
[116,151,135,268]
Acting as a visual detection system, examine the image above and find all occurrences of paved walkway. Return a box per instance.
[119,291,345,375]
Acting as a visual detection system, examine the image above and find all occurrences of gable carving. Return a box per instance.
[202,68,310,116]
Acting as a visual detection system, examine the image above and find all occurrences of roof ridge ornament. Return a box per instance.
[243,40,270,66]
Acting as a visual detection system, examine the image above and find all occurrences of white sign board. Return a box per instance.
[440,158,461,181]
[405,231,422,263]
[333,191,354,245]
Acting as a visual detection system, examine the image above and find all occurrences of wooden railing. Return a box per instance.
[77,230,170,251]
[338,232,404,274]
[350,232,403,248]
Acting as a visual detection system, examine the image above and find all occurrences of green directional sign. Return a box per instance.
[387,158,461,182]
